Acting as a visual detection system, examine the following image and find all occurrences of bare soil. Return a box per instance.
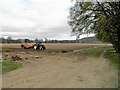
[2,44,118,88]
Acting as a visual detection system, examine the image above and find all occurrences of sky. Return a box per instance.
[0,0,94,40]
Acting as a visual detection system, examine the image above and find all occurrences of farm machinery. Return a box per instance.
[21,43,46,50]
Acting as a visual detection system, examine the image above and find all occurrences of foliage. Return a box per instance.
[104,47,120,66]
[0,37,34,43]
[24,38,31,43]
[68,1,120,53]
[7,36,12,43]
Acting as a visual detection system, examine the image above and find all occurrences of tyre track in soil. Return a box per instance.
[2,44,118,88]
[2,52,118,88]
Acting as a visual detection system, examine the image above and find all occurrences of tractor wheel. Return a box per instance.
[42,45,46,50]
[34,46,37,49]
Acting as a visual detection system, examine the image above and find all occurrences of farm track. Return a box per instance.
[2,44,118,88]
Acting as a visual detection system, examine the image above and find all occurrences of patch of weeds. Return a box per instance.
[73,46,106,57]
[104,46,120,66]
[1,58,21,73]
[72,46,120,66]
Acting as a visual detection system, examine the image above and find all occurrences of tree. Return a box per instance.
[35,38,38,43]
[68,1,120,53]
[45,38,48,43]
[7,36,12,43]
[0,37,6,43]
[24,38,31,43]
[39,39,43,43]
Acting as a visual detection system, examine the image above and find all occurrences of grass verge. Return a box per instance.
[0,58,21,73]
[71,46,120,66]
[70,46,120,88]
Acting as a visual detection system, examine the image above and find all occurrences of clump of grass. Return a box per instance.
[0,58,21,73]
[78,47,106,57]
[104,47,120,66]
[72,46,106,57]
[72,46,120,66]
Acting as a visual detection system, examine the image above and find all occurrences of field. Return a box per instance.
[2,43,118,88]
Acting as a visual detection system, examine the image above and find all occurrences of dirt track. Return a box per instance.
[2,44,118,88]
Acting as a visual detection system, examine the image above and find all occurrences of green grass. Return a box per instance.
[78,47,106,57]
[0,59,21,73]
[72,46,120,66]
[72,46,106,57]
[104,47,120,65]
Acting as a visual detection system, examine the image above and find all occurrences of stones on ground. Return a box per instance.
[25,57,28,59]
[78,76,83,82]
[35,56,42,59]
[61,50,73,53]
[11,55,22,61]
[4,54,8,57]
[6,50,10,52]
[79,79,83,81]
[61,50,68,53]
[73,50,81,52]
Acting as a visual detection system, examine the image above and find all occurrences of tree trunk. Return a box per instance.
[112,41,120,54]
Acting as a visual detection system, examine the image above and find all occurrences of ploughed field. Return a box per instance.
[2,43,118,88]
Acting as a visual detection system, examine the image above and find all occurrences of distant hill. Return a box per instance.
[78,36,102,44]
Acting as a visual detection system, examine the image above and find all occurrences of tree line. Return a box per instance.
[0,37,80,43]
[0,37,34,43]
[0,36,100,44]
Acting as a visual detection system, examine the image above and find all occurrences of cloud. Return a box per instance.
[0,0,76,40]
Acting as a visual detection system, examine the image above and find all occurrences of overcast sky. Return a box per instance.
[0,0,94,40]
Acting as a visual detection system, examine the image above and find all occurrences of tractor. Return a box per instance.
[21,43,46,50]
